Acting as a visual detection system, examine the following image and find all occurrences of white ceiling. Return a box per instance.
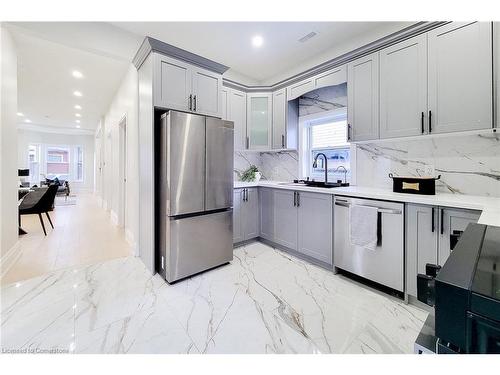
[8,23,142,132]
[8,22,411,133]
[113,22,409,83]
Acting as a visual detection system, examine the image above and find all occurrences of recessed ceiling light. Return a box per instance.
[74,105,82,110]
[73,91,82,97]
[251,35,264,48]
[76,125,81,129]
[24,119,32,123]
[17,112,24,117]
[75,120,81,124]
[72,70,83,79]
[75,113,81,117]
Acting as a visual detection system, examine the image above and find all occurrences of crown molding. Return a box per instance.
[133,36,230,74]
[17,123,95,136]
[223,21,449,92]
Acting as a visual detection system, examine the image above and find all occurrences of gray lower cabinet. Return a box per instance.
[259,187,274,241]
[233,189,244,243]
[273,190,298,249]
[406,204,480,297]
[406,204,438,297]
[297,192,333,265]
[233,188,259,244]
[438,207,481,266]
[268,189,333,265]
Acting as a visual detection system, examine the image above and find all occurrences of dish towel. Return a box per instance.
[350,204,378,251]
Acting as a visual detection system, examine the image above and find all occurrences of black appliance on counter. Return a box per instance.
[389,173,440,195]
[416,223,500,353]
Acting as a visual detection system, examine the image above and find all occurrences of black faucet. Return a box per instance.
[313,153,328,184]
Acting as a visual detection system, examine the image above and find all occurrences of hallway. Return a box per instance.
[1,193,132,285]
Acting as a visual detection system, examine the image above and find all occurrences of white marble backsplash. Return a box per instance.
[356,132,500,197]
[234,151,299,182]
[235,132,500,197]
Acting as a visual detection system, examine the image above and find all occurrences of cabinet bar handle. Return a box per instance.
[281,134,285,148]
[421,112,424,134]
[193,95,197,111]
[243,189,246,202]
[245,189,248,202]
[431,207,435,232]
[293,191,296,207]
[296,192,300,207]
[347,124,351,141]
[246,136,249,149]
[440,208,444,235]
[429,110,432,133]
[189,94,192,111]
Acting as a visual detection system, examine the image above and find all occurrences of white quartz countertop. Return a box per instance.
[233,180,500,227]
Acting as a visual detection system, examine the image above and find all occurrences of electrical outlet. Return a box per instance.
[424,165,435,177]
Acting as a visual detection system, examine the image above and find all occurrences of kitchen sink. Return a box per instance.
[278,181,350,188]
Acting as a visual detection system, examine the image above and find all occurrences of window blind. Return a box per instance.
[310,120,348,149]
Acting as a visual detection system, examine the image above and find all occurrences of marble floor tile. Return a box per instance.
[1,242,428,354]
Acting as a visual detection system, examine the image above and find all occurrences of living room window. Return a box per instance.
[28,144,41,185]
[75,146,84,182]
[46,146,70,181]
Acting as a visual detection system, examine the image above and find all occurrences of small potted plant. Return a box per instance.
[241,165,261,182]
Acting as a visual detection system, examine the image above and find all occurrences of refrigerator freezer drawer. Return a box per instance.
[165,210,233,282]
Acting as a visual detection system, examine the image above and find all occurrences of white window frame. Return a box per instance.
[298,108,356,184]
[74,145,85,182]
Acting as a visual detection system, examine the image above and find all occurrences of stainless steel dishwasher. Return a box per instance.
[333,196,404,292]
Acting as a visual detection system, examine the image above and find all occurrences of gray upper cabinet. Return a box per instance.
[154,54,192,111]
[222,88,247,151]
[406,204,438,297]
[348,52,380,141]
[154,53,222,117]
[273,189,298,250]
[259,188,275,241]
[297,192,333,265]
[221,87,229,120]
[192,67,222,117]
[312,65,347,90]
[428,22,493,133]
[380,35,428,138]
[286,78,315,101]
[247,93,272,150]
[438,208,480,266]
[272,89,287,149]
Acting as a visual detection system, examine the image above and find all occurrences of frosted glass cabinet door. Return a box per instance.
[247,93,272,150]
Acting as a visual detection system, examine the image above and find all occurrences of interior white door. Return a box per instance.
[192,67,222,117]
[347,52,380,141]
[428,22,493,133]
[380,34,428,138]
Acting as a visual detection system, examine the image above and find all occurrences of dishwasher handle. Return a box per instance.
[334,201,402,215]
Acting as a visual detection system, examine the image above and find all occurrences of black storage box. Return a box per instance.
[389,173,441,195]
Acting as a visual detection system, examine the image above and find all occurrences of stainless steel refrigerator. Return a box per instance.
[158,110,234,283]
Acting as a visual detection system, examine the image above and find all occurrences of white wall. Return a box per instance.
[17,129,95,192]
[98,65,139,254]
[0,25,19,258]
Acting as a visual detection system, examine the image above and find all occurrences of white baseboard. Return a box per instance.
[110,210,119,226]
[1,241,22,279]
[125,228,139,256]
